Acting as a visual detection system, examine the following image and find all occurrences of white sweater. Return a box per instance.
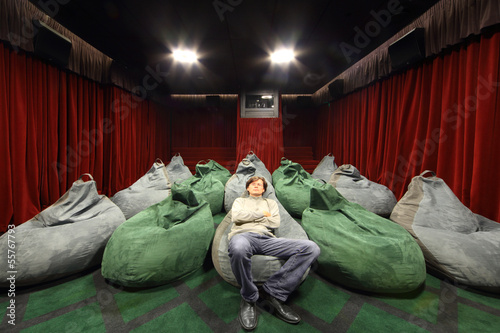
[228,195,280,239]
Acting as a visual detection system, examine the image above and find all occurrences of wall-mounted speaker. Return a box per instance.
[206,95,220,107]
[328,79,344,100]
[296,96,313,108]
[388,28,425,71]
[32,20,72,68]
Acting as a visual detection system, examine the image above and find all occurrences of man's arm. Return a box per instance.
[232,198,265,224]
[261,199,280,229]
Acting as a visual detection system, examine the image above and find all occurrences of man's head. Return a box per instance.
[246,176,267,197]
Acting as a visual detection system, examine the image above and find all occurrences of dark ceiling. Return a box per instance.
[29,0,439,95]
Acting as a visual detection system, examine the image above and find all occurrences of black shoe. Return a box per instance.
[239,299,258,331]
[260,291,301,324]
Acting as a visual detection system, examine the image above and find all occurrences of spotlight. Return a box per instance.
[173,49,197,63]
[270,49,294,63]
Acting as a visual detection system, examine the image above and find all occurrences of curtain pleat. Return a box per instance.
[0,43,13,228]
[170,105,237,148]
[470,31,500,220]
[316,31,500,222]
[0,43,170,231]
[236,97,284,172]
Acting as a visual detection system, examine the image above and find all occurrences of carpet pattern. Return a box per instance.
[2,260,500,333]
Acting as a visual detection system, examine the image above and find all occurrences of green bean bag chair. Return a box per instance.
[101,186,214,287]
[390,171,500,293]
[272,158,325,218]
[179,160,230,215]
[302,185,426,294]
[194,159,231,186]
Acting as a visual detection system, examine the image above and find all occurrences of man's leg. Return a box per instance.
[228,233,261,302]
[260,237,320,301]
[228,233,261,330]
[257,237,320,324]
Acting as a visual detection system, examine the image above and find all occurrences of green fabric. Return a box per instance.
[272,158,325,218]
[101,187,214,287]
[177,160,230,215]
[177,172,224,215]
[194,159,231,186]
[302,185,426,293]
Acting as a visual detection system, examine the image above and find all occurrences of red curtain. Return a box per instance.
[0,43,170,231]
[236,97,284,172]
[170,106,236,148]
[316,31,500,222]
[282,105,318,148]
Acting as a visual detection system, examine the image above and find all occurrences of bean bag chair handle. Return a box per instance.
[155,157,164,165]
[419,170,436,177]
[78,173,94,181]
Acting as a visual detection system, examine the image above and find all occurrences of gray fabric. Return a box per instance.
[111,160,171,219]
[245,151,273,183]
[166,154,192,184]
[224,159,258,213]
[213,208,310,287]
[212,211,286,286]
[311,153,338,183]
[415,176,479,233]
[0,175,125,287]
[328,164,397,217]
[223,158,307,239]
[215,159,309,286]
[390,172,500,292]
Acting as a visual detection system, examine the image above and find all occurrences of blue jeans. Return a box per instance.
[228,232,320,303]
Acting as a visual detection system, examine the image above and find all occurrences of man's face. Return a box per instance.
[247,179,265,197]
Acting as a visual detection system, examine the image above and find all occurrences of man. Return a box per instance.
[229,176,320,330]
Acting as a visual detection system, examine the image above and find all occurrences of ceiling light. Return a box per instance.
[270,49,294,63]
[173,49,197,63]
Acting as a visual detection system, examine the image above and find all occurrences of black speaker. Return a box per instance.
[296,96,313,108]
[328,80,344,100]
[206,95,220,107]
[32,20,72,68]
[388,28,425,71]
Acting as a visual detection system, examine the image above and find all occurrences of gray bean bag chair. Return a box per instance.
[0,174,126,287]
[311,153,338,183]
[224,153,271,212]
[214,158,310,287]
[390,171,500,293]
[245,151,273,183]
[166,153,192,184]
[111,159,171,219]
[102,186,214,287]
[328,164,397,217]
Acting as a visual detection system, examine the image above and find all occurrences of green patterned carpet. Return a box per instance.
[2,260,500,333]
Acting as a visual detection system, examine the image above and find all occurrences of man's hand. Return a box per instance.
[263,211,271,217]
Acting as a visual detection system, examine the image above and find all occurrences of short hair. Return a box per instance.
[246,176,268,192]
